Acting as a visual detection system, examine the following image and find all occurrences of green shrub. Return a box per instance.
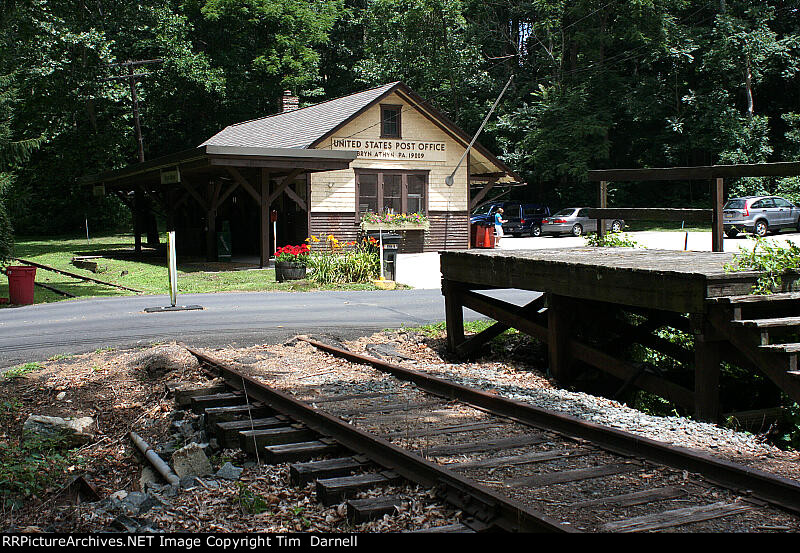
[0,434,79,509]
[306,247,380,284]
[725,237,800,294]
[585,231,643,248]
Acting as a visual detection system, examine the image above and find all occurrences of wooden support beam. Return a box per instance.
[548,294,573,383]
[217,181,239,208]
[180,176,208,211]
[174,190,191,210]
[458,290,548,341]
[206,180,217,261]
[267,168,304,205]
[283,182,307,212]
[569,339,695,409]
[596,180,607,239]
[712,177,724,252]
[443,280,466,353]
[454,295,546,358]
[260,169,271,268]
[694,333,721,421]
[226,167,261,203]
[469,179,498,211]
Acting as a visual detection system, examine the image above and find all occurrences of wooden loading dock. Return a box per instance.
[440,248,800,422]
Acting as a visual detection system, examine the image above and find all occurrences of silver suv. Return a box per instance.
[723,196,800,238]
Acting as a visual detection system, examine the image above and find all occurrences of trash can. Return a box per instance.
[217,221,232,262]
[470,223,480,248]
[474,223,495,248]
[366,232,401,281]
[6,265,36,305]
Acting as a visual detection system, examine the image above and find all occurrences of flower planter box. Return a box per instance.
[360,221,429,231]
[275,261,307,282]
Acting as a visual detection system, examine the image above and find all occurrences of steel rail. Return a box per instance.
[182,344,572,533]
[298,337,800,516]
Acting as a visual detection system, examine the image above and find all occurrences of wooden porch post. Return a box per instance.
[596,180,607,239]
[712,177,724,252]
[206,180,216,261]
[260,169,271,268]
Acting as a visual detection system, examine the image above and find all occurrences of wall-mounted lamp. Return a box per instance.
[326,182,334,189]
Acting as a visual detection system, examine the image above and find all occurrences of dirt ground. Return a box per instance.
[1,330,798,532]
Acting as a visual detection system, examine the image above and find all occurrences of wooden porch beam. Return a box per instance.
[217,181,239,208]
[268,168,304,205]
[469,180,498,211]
[180,176,208,211]
[226,167,261,204]
[283,183,307,212]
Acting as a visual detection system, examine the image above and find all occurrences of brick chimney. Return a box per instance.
[281,90,299,113]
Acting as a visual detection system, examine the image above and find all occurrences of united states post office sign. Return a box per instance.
[331,137,446,162]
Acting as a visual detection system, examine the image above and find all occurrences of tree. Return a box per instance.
[0,73,42,263]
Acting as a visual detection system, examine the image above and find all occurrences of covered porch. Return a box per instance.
[83,145,356,267]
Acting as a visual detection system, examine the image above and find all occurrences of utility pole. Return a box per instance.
[103,59,163,249]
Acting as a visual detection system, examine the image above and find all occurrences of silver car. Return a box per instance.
[723,196,800,238]
[541,207,624,237]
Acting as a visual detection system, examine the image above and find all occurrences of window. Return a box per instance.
[357,170,428,215]
[381,105,402,138]
[504,205,520,219]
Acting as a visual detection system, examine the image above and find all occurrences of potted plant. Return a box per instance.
[274,243,310,282]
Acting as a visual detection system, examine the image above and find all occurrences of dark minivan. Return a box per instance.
[470,202,551,236]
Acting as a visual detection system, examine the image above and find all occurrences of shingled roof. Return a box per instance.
[201,82,399,149]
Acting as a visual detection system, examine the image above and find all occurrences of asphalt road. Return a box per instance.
[0,288,539,368]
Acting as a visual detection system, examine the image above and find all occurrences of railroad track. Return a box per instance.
[177,340,800,533]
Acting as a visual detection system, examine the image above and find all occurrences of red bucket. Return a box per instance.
[6,265,36,305]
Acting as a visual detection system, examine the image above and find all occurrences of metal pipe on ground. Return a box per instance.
[129,431,180,487]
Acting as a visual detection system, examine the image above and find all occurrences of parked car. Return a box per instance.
[723,195,800,238]
[470,201,551,236]
[541,207,624,237]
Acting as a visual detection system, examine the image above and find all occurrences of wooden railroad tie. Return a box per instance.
[262,439,341,464]
[315,471,402,506]
[346,495,405,523]
[203,403,273,425]
[239,425,316,452]
[290,456,371,487]
[601,501,752,533]
[190,392,245,413]
[214,416,289,448]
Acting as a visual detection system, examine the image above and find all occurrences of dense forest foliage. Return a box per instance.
[1,0,799,237]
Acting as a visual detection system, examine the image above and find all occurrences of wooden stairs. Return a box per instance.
[708,292,800,404]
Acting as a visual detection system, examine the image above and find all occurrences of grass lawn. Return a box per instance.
[1,233,393,306]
